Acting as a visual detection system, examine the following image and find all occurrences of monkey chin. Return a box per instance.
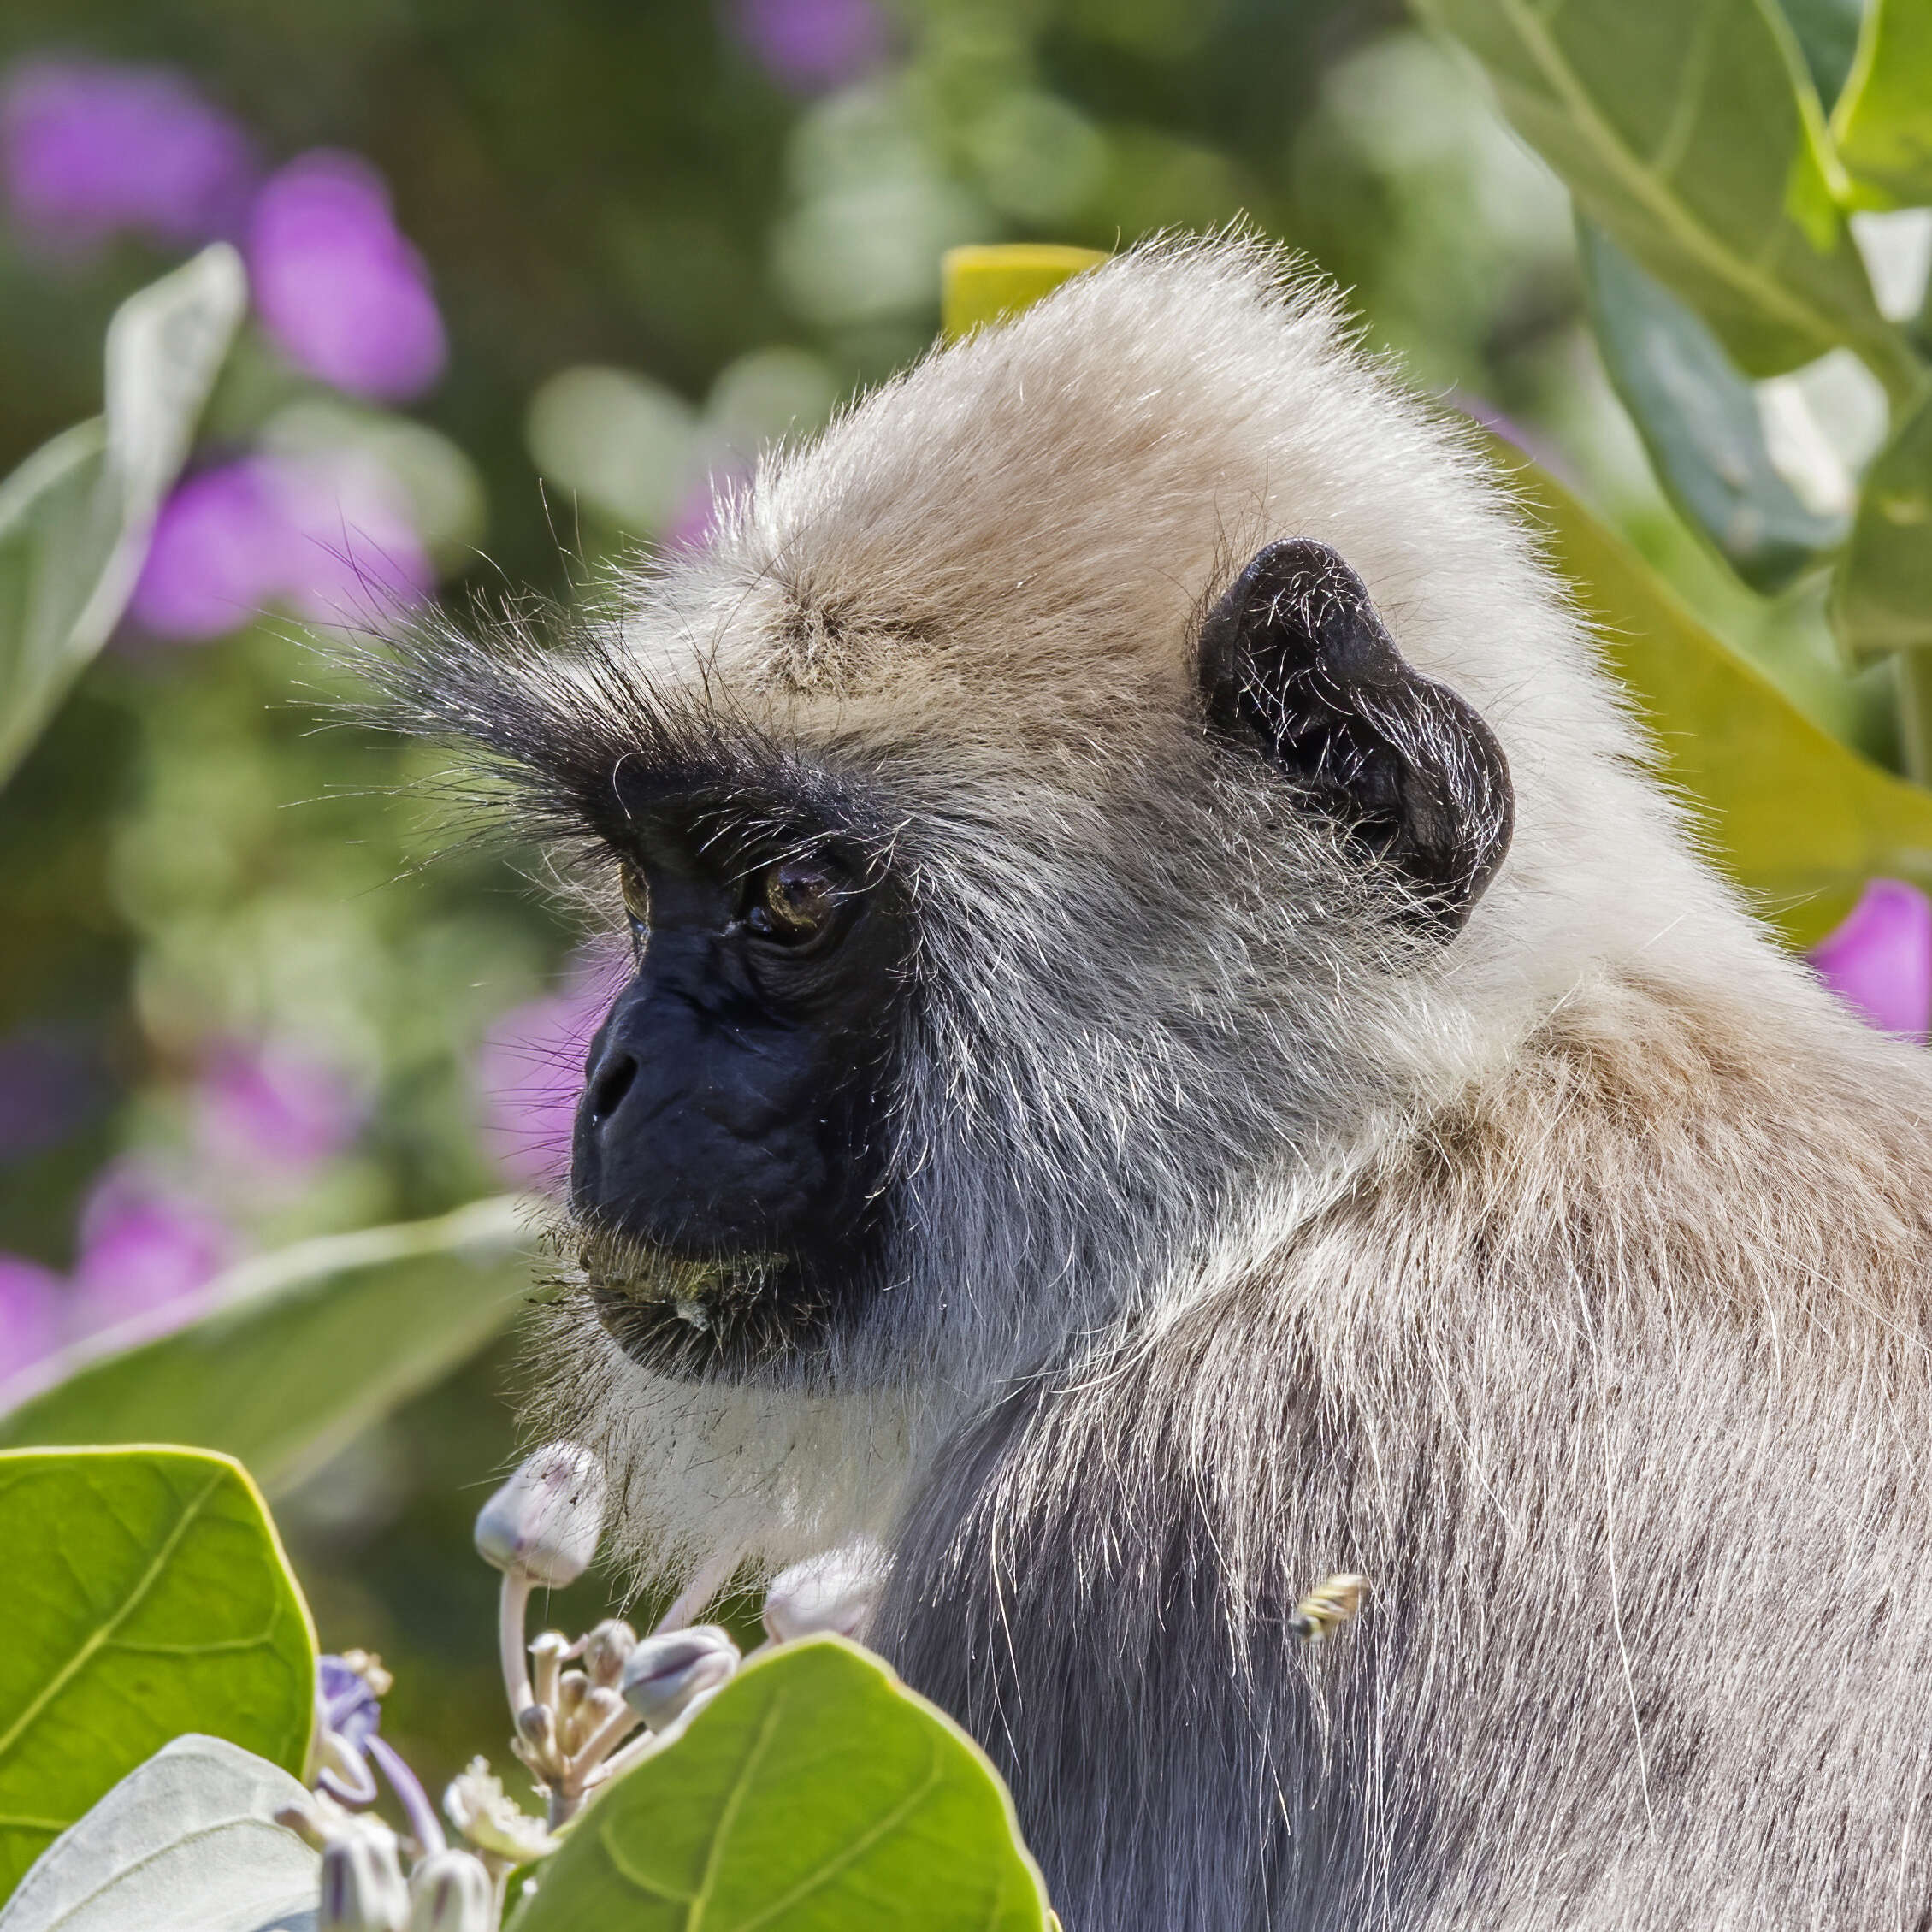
[565,1233,838,1384]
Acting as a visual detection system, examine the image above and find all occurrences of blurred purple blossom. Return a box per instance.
[476,947,628,1188]
[248,151,446,402]
[665,464,749,553]
[129,452,432,641]
[196,1043,363,1176]
[68,1162,232,1337]
[0,1031,102,1161]
[730,0,890,93]
[0,57,256,252]
[0,1255,62,1384]
[1806,878,1932,1038]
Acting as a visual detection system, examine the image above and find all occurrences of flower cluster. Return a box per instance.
[270,1440,892,1929]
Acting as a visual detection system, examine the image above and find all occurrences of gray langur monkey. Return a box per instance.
[386,236,1932,1930]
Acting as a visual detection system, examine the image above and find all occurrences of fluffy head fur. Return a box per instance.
[396,235,1932,1927]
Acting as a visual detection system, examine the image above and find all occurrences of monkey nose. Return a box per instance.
[583,1043,638,1129]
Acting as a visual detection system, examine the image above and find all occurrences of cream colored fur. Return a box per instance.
[445,236,1932,1928]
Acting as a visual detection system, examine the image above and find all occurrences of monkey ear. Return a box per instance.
[1198,539,1514,931]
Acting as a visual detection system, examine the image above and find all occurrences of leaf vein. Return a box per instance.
[0,1471,224,1767]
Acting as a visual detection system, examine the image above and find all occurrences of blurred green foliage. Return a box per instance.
[0,0,1921,1799]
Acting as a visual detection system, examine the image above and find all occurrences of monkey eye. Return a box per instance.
[746,855,844,946]
[618,863,649,929]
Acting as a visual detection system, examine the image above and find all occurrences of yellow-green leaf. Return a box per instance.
[0,1447,316,1907]
[1484,427,1932,943]
[511,1637,1050,1932]
[1412,0,1911,392]
[1833,0,1932,204]
[941,245,1108,341]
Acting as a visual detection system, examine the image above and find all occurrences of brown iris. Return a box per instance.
[747,856,842,944]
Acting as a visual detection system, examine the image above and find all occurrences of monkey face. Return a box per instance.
[567,793,912,1381]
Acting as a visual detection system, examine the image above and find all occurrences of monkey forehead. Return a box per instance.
[621,233,1598,779]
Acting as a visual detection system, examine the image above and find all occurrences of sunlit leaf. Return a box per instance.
[1480,427,1932,944]
[1410,0,1912,391]
[0,1196,532,1496]
[1833,0,1932,204]
[0,1448,316,1906]
[510,1637,1050,1932]
[0,1734,316,1932]
[940,245,1108,340]
[1829,387,1932,657]
[0,245,246,785]
[1578,217,1846,592]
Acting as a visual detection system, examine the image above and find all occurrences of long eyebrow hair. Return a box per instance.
[363,592,901,889]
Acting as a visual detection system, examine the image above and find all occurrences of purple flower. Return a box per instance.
[0,1255,62,1384]
[0,57,256,252]
[729,0,890,94]
[476,948,628,1188]
[247,151,446,402]
[1806,878,1932,1038]
[129,452,431,641]
[319,1654,383,1755]
[195,1043,362,1176]
[68,1162,231,1338]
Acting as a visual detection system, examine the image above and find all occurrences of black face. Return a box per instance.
[570,801,909,1380]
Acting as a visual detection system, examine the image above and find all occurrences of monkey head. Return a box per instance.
[389,237,1669,1569]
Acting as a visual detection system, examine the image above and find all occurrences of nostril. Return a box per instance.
[586,1051,638,1129]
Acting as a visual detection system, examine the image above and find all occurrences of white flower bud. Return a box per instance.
[580,1616,638,1688]
[619,1624,741,1732]
[320,1817,408,1932]
[408,1849,494,1932]
[473,1442,606,1586]
[761,1539,889,1645]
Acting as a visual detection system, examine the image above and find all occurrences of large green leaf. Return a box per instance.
[0,244,246,787]
[1578,216,1846,592]
[0,1196,531,1496]
[1481,426,1932,943]
[1779,0,1869,109]
[1833,0,1932,204]
[1412,0,1913,393]
[0,1735,316,1932]
[0,1448,316,1907]
[1829,387,1932,658]
[511,1637,1050,1932]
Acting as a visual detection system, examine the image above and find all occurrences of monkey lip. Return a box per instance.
[568,1236,825,1379]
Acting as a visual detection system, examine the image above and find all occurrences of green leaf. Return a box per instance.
[1832,0,1932,204]
[0,1734,316,1932]
[0,244,246,787]
[511,1637,1050,1932]
[1411,0,1911,391]
[0,1196,531,1497]
[0,1448,316,1907]
[1478,425,1932,944]
[1578,216,1847,592]
[1779,0,1869,109]
[1829,387,1932,657]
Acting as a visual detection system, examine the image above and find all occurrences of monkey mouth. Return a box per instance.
[564,1233,831,1380]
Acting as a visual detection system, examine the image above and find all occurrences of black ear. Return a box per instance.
[1199,539,1513,932]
